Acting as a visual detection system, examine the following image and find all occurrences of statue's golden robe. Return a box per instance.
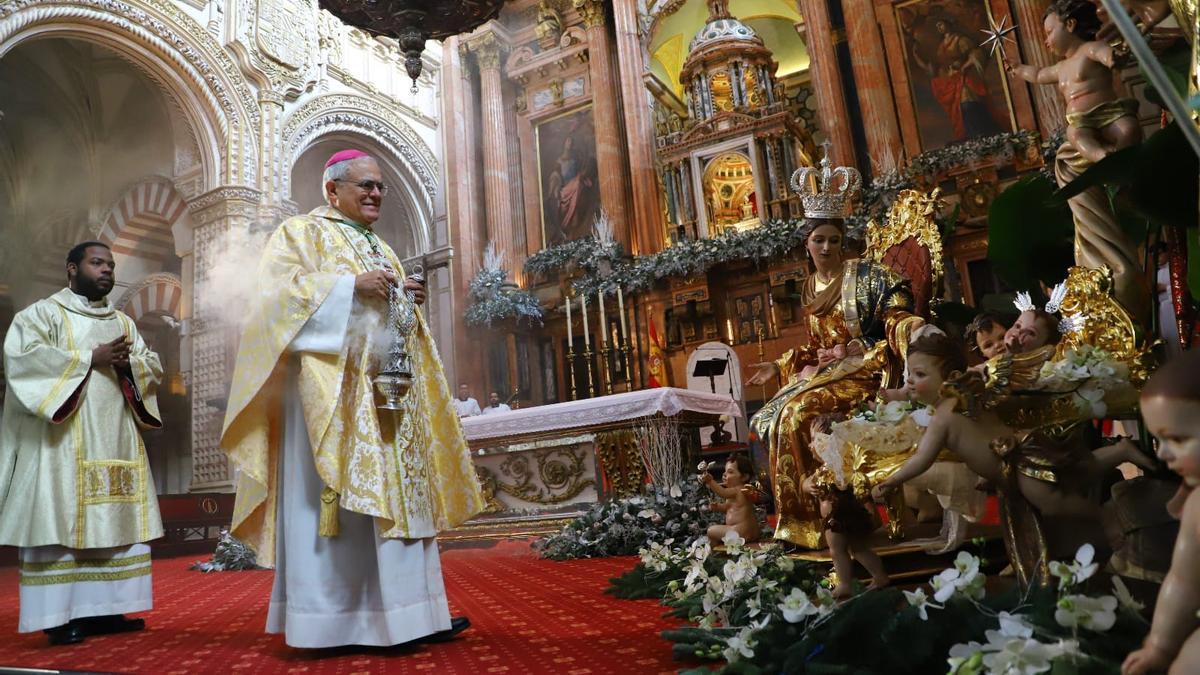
[221,206,483,566]
[751,259,923,548]
[0,288,163,549]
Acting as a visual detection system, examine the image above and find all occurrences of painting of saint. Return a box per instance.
[536,106,601,246]
[898,0,1013,150]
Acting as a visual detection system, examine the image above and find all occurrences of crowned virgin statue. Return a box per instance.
[748,148,927,549]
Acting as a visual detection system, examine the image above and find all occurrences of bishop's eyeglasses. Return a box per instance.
[336,179,389,196]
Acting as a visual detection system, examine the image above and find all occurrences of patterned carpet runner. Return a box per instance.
[0,538,680,674]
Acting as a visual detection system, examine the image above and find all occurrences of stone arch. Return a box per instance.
[0,0,260,190]
[98,177,188,262]
[282,94,439,252]
[115,272,183,322]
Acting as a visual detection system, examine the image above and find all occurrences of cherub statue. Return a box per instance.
[1123,350,1200,675]
[1007,0,1142,164]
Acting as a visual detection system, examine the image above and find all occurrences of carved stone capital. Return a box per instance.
[573,0,605,28]
[471,32,506,72]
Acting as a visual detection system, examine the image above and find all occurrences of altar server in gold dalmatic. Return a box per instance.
[221,149,484,648]
[0,242,163,645]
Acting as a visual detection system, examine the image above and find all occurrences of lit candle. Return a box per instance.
[617,287,627,344]
[581,294,590,348]
[726,318,735,344]
[565,292,573,345]
[598,289,607,348]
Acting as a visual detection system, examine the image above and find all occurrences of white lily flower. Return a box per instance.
[903,587,942,621]
[1055,594,1118,632]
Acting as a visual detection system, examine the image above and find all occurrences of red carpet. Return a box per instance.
[0,539,681,674]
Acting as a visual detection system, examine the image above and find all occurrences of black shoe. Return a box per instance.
[419,616,470,643]
[44,623,86,646]
[76,614,145,636]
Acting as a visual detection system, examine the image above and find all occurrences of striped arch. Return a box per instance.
[116,272,182,322]
[98,178,186,262]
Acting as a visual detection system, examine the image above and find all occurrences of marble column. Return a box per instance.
[470,30,519,273]
[612,0,665,255]
[1009,0,1066,134]
[575,0,632,253]
[186,186,262,492]
[793,2,856,166]
[442,36,487,391]
[841,0,904,169]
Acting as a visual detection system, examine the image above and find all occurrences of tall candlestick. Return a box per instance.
[617,288,628,342]
[726,318,735,344]
[565,294,573,344]
[598,289,607,349]
[581,295,590,348]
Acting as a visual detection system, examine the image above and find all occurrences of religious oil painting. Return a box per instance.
[895,0,1016,151]
[536,105,601,247]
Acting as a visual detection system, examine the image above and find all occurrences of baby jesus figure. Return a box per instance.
[1123,350,1200,674]
[699,455,762,546]
[1007,0,1141,164]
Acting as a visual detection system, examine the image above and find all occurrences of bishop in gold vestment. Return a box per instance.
[221,151,483,648]
[0,243,162,643]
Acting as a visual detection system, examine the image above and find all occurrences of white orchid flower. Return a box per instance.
[777,555,795,572]
[722,529,747,554]
[1111,576,1145,613]
[1075,386,1107,418]
[903,587,942,621]
[1049,544,1098,590]
[995,612,1035,638]
[637,508,657,520]
[746,596,763,618]
[722,626,757,661]
[947,642,984,674]
[980,637,1062,674]
[1055,594,1118,631]
[669,483,683,498]
[778,587,820,623]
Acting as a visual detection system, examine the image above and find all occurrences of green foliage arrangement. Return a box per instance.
[521,131,1046,298]
[532,481,723,561]
[189,529,262,572]
[463,267,545,327]
[609,538,1148,675]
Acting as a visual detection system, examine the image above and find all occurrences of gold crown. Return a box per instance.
[790,143,861,219]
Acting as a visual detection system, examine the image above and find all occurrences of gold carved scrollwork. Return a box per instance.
[595,429,647,499]
[481,447,596,506]
[864,189,946,294]
[1056,266,1153,384]
[474,467,508,513]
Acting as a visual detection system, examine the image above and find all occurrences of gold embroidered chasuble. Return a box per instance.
[221,206,484,567]
[0,288,164,549]
[750,259,924,548]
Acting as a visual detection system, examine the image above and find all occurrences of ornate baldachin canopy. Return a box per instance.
[318,0,505,87]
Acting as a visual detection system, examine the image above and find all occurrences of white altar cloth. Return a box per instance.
[460,387,740,443]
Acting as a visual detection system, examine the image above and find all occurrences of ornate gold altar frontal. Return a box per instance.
[475,445,596,508]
